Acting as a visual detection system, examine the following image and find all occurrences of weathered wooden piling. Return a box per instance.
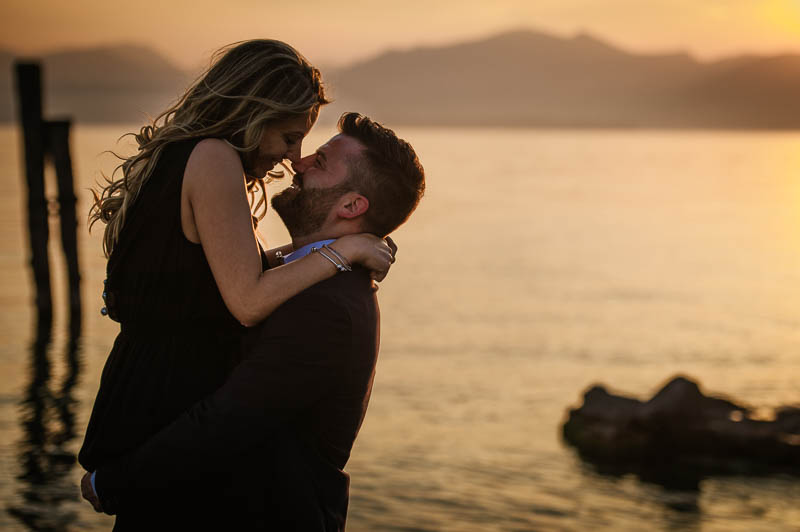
[15,62,52,319]
[45,119,82,321]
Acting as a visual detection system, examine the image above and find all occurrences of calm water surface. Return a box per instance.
[0,125,798,531]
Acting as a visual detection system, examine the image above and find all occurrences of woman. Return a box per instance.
[78,40,392,526]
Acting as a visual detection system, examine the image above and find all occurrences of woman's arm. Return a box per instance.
[183,139,391,327]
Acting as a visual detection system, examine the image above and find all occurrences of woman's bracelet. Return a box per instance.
[322,244,353,270]
[317,247,352,273]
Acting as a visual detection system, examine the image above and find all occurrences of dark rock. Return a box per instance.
[562,375,800,478]
[776,406,800,435]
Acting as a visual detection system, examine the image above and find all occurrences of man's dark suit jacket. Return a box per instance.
[94,268,380,531]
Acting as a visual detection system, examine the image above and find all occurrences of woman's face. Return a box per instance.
[249,112,315,178]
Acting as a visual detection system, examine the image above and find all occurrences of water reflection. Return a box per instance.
[570,458,703,531]
[7,312,82,531]
[577,456,705,491]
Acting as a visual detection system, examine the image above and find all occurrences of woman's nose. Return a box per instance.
[285,143,303,164]
[291,153,314,174]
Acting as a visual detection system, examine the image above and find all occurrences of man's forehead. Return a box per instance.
[318,134,365,159]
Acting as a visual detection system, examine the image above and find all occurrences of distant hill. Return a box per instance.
[326,29,800,128]
[2,31,800,128]
[0,44,192,122]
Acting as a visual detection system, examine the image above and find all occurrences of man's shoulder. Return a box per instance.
[241,268,378,366]
[308,266,373,292]
[289,268,374,309]
[246,269,375,338]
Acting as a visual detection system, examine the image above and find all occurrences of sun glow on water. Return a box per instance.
[1,126,800,531]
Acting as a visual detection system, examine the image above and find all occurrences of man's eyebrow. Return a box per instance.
[316,149,327,163]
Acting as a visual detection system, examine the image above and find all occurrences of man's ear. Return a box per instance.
[337,193,369,219]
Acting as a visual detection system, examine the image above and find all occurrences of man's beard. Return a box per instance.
[271,180,352,239]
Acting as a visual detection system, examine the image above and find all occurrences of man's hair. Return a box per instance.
[338,113,425,237]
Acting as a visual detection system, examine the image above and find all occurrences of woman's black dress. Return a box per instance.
[79,139,252,528]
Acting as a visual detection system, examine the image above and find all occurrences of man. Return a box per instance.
[81,112,425,530]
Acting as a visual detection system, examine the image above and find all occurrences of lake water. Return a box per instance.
[0,125,798,531]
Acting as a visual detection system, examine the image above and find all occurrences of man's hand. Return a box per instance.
[81,471,103,513]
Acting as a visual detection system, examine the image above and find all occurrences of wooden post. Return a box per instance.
[14,62,52,319]
[45,120,82,323]
[15,63,82,326]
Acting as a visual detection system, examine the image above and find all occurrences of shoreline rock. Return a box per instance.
[562,376,800,480]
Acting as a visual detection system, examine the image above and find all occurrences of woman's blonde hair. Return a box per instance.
[89,39,329,257]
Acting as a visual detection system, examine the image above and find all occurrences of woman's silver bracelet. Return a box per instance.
[317,248,352,272]
[322,244,353,270]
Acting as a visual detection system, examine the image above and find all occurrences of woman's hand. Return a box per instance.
[330,234,397,282]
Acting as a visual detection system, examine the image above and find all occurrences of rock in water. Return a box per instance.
[562,375,800,477]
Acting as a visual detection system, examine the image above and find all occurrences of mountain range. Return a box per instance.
[2,30,799,128]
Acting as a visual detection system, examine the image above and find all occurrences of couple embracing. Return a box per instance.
[79,39,425,531]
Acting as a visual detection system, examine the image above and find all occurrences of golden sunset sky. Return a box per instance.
[2,0,800,69]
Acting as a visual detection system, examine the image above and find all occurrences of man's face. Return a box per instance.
[271,134,366,238]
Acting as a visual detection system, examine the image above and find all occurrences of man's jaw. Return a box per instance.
[272,176,359,248]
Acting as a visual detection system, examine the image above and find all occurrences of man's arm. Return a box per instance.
[93,290,352,514]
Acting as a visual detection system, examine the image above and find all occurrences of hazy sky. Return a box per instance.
[3,0,800,69]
